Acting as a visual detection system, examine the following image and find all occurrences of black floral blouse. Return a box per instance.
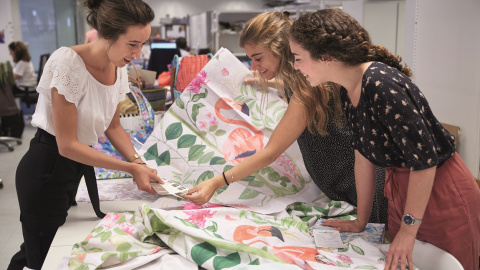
[340,61,455,171]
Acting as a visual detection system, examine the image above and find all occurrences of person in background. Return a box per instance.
[289,9,480,270]
[176,37,191,57]
[184,11,388,226]
[84,28,98,44]
[8,41,37,94]
[7,0,163,269]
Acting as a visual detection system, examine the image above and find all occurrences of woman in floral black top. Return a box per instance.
[290,9,480,270]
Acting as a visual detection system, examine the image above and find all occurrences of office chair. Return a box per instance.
[0,62,22,151]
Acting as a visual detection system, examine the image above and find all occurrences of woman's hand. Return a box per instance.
[131,163,163,195]
[183,177,225,205]
[384,227,416,270]
[321,219,366,233]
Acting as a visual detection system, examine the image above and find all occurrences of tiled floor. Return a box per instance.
[0,119,36,269]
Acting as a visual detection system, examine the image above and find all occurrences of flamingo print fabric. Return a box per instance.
[139,48,325,214]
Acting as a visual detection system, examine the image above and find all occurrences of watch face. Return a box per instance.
[403,215,413,225]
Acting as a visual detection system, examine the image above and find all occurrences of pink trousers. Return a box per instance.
[385,153,480,270]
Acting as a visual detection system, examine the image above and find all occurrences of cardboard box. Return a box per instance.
[440,122,459,145]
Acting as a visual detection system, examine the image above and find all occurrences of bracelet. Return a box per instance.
[134,162,146,165]
[127,153,140,162]
[222,172,229,186]
[228,170,234,181]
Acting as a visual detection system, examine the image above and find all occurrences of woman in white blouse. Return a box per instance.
[8,0,163,269]
[8,41,37,90]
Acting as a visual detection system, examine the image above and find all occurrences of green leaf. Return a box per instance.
[276,111,286,122]
[248,180,264,187]
[157,150,171,166]
[249,258,260,265]
[272,105,285,116]
[165,123,183,140]
[176,98,185,109]
[251,212,263,220]
[177,217,200,229]
[101,252,117,261]
[177,134,197,148]
[266,100,279,109]
[213,232,224,239]
[100,231,112,243]
[313,206,329,216]
[214,129,227,136]
[199,151,215,164]
[119,251,129,262]
[92,226,104,234]
[206,221,218,232]
[114,227,128,236]
[210,157,226,165]
[337,261,351,267]
[238,188,260,200]
[197,170,214,184]
[188,145,206,161]
[198,130,208,138]
[209,125,218,132]
[150,215,171,232]
[116,242,132,252]
[191,93,203,102]
[251,114,261,122]
[213,252,241,270]
[144,144,159,161]
[192,103,205,122]
[328,200,342,208]
[351,244,365,255]
[191,242,217,266]
[268,171,281,182]
[354,266,379,269]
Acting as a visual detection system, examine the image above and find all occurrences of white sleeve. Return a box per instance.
[13,61,27,76]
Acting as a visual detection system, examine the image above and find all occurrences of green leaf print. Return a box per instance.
[351,244,365,255]
[188,145,206,161]
[100,231,112,243]
[144,144,158,161]
[328,200,342,208]
[199,151,215,164]
[157,150,171,166]
[150,214,171,233]
[313,206,330,216]
[248,258,260,265]
[213,252,241,270]
[116,242,132,252]
[191,242,217,266]
[119,251,129,262]
[209,125,218,132]
[197,171,215,184]
[101,252,116,261]
[192,93,204,102]
[206,221,218,232]
[192,103,205,122]
[215,129,227,136]
[92,226,104,234]
[266,100,279,109]
[210,157,226,165]
[294,204,313,216]
[165,122,183,140]
[238,188,261,200]
[177,217,201,229]
[176,98,185,109]
[354,266,379,269]
[114,227,128,236]
[177,134,197,148]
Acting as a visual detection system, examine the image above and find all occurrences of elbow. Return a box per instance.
[57,143,76,159]
[263,147,282,165]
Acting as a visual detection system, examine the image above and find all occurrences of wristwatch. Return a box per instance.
[127,153,140,162]
[402,214,422,226]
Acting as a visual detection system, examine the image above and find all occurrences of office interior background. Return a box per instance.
[0,0,479,177]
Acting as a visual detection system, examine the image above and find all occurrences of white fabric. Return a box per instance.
[13,60,37,87]
[179,48,190,57]
[31,47,130,145]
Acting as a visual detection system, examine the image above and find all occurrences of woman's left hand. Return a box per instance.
[321,218,366,233]
[384,227,416,270]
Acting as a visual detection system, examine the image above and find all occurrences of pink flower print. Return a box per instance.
[221,68,229,76]
[185,209,217,227]
[182,202,204,210]
[100,213,123,228]
[199,121,207,130]
[206,112,213,118]
[205,203,224,208]
[337,254,353,264]
[118,222,136,235]
[151,246,162,254]
[209,116,218,126]
[186,70,209,94]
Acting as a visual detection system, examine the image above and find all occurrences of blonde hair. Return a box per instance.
[240,11,342,135]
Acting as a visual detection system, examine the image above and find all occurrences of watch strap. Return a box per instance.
[127,153,140,162]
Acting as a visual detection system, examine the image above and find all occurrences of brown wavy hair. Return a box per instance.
[83,0,154,42]
[240,11,342,135]
[8,41,31,63]
[290,9,412,76]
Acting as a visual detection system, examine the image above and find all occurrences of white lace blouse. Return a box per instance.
[32,47,129,146]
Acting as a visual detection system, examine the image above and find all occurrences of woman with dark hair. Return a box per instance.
[185,11,388,227]
[8,41,37,91]
[289,9,480,270]
[8,0,163,269]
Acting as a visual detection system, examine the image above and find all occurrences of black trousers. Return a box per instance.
[8,128,104,270]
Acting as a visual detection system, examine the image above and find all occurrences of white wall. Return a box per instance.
[145,0,266,22]
[404,0,480,177]
[0,0,13,63]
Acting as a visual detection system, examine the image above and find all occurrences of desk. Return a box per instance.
[42,199,152,269]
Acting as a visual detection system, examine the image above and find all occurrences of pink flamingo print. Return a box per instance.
[214,98,264,165]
